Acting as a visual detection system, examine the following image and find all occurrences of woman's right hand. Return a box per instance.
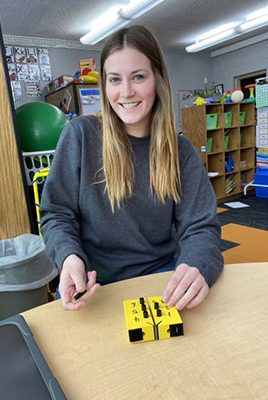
[59,254,100,310]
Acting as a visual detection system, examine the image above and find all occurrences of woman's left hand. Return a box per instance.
[162,263,209,310]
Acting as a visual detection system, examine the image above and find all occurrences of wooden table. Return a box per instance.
[22,263,268,399]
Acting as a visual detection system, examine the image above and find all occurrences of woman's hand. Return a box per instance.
[59,254,100,311]
[162,263,209,310]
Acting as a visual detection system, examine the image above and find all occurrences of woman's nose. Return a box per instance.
[120,80,134,98]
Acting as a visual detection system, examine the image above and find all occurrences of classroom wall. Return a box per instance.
[212,39,268,93]
[5,36,268,130]
[48,48,100,81]
[5,41,214,131]
[8,46,101,109]
[163,49,213,131]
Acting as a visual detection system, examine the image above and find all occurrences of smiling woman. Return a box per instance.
[99,25,180,211]
[40,25,223,313]
[105,47,156,137]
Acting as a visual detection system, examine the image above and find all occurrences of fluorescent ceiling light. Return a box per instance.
[89,7,121,31]
[186,29,237,53]
[80,16,130,45]
[197,23,240,41]
[80,0,164,45]
[121,0,163,19]
[185,6,268,53]
[240,14,268,32]
[246,7,268,21]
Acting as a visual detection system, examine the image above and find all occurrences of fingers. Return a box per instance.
[61,270,101,311]
[61,296,86,311]
[59,280,86,311]
[162,263,209,310]
[73,277,87,293]
[76,271,101,301]
[87,270,97,288]
[185,285,209,309]
[59,254,100,310]
[162,264,190,302]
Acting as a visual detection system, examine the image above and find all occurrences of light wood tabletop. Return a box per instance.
[22,262,268,400]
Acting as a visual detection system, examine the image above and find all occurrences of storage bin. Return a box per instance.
[239,111,246,125]
[224,111,232,128]
[22,150,55,185]
[206,113,218,129]
[206,137,213,153]
[224,136,229,150]
[254,170,268,198]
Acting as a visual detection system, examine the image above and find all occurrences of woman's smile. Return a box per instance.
[120,102,141,109]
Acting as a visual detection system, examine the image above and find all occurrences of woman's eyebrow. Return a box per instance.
[106,69,148,76]
[106,72,120,76]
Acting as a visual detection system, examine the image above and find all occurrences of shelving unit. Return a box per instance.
[181,102,256,202]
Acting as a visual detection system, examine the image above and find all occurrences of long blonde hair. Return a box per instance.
[98,25,180,212]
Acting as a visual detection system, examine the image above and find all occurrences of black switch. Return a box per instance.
[169,324,184,337]
[143,310,149,318]
[156,309,162,317]
[129,328,143,342]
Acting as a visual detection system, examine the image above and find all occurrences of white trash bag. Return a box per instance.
[0,234,58,291]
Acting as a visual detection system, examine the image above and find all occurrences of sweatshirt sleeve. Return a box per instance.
[39,119,89,270]
[174,136,224,287]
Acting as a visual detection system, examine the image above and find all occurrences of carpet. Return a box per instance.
[217,194,268,263]
[218,194,268,230]
[221,223,268,264]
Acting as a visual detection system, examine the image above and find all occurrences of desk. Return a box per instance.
[22,263,268,399]
[45,82,99,115]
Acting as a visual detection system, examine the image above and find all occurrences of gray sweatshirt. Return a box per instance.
[40,116,223,286]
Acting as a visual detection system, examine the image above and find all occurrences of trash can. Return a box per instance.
[0,234,58,321]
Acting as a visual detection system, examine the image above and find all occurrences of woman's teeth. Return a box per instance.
[122,102,139,109]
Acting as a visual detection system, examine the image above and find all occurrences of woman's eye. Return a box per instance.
[133,74,144,81]
[109,77,120,83]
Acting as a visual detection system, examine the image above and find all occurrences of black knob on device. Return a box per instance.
[143,311,149,318]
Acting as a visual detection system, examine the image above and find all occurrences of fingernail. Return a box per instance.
[162,295,167,302]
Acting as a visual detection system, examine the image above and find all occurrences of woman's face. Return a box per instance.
[105,46,156,137]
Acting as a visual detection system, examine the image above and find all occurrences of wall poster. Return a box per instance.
[25,80,42,97]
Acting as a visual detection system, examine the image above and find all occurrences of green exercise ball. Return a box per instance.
[15,102,68,152]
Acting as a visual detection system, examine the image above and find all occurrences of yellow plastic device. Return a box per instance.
[123,297,155,343]
[147,296,183,340]
[123,296,183,343]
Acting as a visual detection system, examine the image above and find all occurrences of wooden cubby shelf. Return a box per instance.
[181,102,256,202]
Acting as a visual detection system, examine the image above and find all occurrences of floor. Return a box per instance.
[217,194,268,264]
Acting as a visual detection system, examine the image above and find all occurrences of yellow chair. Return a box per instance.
[32,168,50,235]
[32,168,57,298]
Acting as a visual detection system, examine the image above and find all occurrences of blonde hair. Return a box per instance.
[98,25,180,212]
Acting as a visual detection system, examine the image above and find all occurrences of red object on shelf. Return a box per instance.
[81,67,92,76]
